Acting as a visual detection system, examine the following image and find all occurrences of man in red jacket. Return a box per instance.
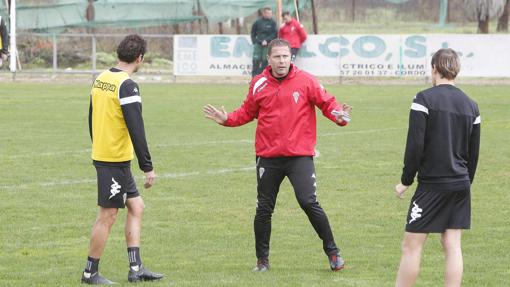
[278,11,307,62]
[203,39,352,272]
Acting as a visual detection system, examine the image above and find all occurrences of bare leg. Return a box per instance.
[125,196,145,247]
[395,232,428,287]
[123,196,163,282]
[441,229,463,287]
[88,207,119,258]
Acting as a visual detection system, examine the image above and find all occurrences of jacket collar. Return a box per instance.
[284,18,297,26]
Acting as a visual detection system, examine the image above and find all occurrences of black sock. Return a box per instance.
[85,256,99,273]
[127,247,142,267]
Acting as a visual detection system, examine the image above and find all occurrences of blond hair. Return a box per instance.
[431,48,461,80]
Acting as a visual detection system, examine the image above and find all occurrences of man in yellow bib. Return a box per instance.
[82,34,162,285]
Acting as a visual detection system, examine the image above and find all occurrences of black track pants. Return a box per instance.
[254,156,339,259]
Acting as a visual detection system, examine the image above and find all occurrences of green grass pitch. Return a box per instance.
[0,82,509,286]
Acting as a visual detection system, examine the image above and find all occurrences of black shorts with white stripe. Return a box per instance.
[94,161,139,208]
[405,182,471,233]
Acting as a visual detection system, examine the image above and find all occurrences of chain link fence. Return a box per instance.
[7,33,173,77]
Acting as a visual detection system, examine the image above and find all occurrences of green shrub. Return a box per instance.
[95,52,117,65]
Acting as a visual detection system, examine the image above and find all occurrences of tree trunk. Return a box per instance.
[478,19,489,33]
[86,0,95,34]
[351,0,355,22]
[497,0,510,32]
[218,22,223,34]
[311,0,318,34]
[447,0,451,23]
[173,24,180,34]
[235,18,241,35]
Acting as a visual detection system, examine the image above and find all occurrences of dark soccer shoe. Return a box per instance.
[252,258,270,272]
[128,264,164,282]
[81,271,116,285]
[328,253,345,271]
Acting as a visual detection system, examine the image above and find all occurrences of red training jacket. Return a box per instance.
[278,18,307,48]
[224,64,347,158]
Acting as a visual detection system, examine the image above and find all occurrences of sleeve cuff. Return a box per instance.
[142,166,153,173]
[222,114,232,126]
[401,176,414,186]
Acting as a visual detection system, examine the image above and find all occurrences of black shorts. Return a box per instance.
[95,163,139,208]
[405,184,471,233]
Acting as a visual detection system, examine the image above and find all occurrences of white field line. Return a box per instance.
[321,127,401,137]
[154,139,253,148]
[3,116,504,190]
[4,118,506,160]
[0,166,255,190]
[4,127,399,160]
[7,149,92,159]
[4,139,254,159]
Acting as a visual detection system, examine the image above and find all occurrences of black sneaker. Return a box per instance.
[252,258,270,272]
[128,264,164,282]
[328,253,345,271]
[81,271,116,285]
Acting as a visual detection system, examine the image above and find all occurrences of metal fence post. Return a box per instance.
[52,34,58,73]
[92,34,97,78]
[338,35,343,85]
[424,55,429,85]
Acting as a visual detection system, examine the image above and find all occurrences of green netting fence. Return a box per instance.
[0,0,311,31]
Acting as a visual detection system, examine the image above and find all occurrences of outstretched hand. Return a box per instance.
[342,103,352,114]
[332,103,353,124]
[203,104,228,125]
